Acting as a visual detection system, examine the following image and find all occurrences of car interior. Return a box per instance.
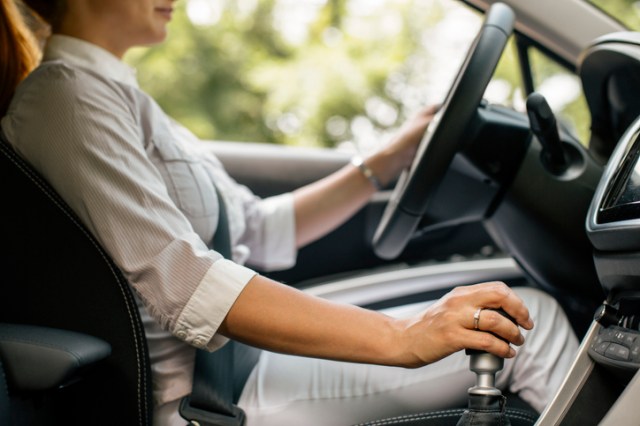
[2,0,640,424]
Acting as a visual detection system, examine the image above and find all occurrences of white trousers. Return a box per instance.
[237,287,578,426]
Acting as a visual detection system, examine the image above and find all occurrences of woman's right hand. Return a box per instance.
[391,281,534,368]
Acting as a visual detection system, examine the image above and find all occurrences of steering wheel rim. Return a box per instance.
[372,2,515,260]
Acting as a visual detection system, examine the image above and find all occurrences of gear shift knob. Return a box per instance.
[465,308,514,396]
[468,352,504,396]
[456,309,515,426]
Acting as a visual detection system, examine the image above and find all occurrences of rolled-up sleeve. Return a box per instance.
[2,63,255,349]
[176,259,256,351]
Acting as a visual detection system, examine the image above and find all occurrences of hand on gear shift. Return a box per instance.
[457,309,515,426]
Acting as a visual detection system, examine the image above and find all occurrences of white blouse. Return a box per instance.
[1,35,297,406]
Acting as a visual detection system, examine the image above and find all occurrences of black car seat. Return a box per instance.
[0,130,153,425]
[0,358,10,425]
[0,126,254,426]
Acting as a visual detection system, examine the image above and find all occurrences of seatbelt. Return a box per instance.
[179,187,261,426]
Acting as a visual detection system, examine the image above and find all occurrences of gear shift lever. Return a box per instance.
[467,350,504,398]
[456,309,513,426]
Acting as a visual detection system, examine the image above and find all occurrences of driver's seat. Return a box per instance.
[0,129,153,425]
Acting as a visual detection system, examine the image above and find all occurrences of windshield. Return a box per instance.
[587,0,640,30]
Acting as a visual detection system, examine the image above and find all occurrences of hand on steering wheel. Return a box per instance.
[373,3,515,259]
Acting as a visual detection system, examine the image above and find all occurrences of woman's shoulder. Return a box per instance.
[8,59,143,127]
[30,59,85,80]
[20,59,127,100]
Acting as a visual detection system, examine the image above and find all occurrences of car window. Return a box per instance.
[125,0,482,152]
[126,0,588,151]
[586,0,640,31]
[527,47,591,145]
[486,39,590,146]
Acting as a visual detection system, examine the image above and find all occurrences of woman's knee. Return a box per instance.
[512,286,560,316]
[512,286,576,341]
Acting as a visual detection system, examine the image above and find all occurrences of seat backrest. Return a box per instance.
[0,131,152,425]
[0,359,9,426]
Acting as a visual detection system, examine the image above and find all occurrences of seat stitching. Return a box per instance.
[0,139,150,426]
[354,409,465,425]
[353,407,537,426]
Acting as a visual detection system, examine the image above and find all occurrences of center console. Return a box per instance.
[536,116,640,425]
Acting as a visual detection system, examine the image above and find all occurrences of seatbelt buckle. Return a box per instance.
[179,396,246,426]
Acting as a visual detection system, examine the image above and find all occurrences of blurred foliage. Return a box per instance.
[589,0,640,30]
[528,47,591,144]
[126,0,466,148]
[487,36,590,144]
[126,0,618,148]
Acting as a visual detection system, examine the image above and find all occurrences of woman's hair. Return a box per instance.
[0,0,49,116]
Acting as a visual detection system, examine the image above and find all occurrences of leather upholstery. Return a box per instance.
[0,131,153,425]
[354,407,537,426]
[0,324,111,391]
[0,359,9,426]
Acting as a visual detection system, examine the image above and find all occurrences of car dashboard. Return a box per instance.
[535,32,640,426]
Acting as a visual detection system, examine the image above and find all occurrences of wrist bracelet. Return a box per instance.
[351,156,383,190]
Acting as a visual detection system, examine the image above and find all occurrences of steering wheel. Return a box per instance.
[372,2,515,259]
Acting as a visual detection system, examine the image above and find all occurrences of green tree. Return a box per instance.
[589,0,640,30]
[126,0,445,148]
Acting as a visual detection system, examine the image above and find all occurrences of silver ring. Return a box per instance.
[473,308,483,330]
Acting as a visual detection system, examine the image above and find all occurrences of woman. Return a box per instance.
[0,0,578,425]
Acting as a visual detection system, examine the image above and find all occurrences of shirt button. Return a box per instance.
[176,330,187,339]
[193,337,206,348]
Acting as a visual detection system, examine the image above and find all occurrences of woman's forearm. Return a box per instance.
[219,274,407,366]
[292,154,382,248]
[218,275,533,368]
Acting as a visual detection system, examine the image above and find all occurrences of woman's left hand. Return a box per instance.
[367,104,440,186]
[293,104,439,247]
